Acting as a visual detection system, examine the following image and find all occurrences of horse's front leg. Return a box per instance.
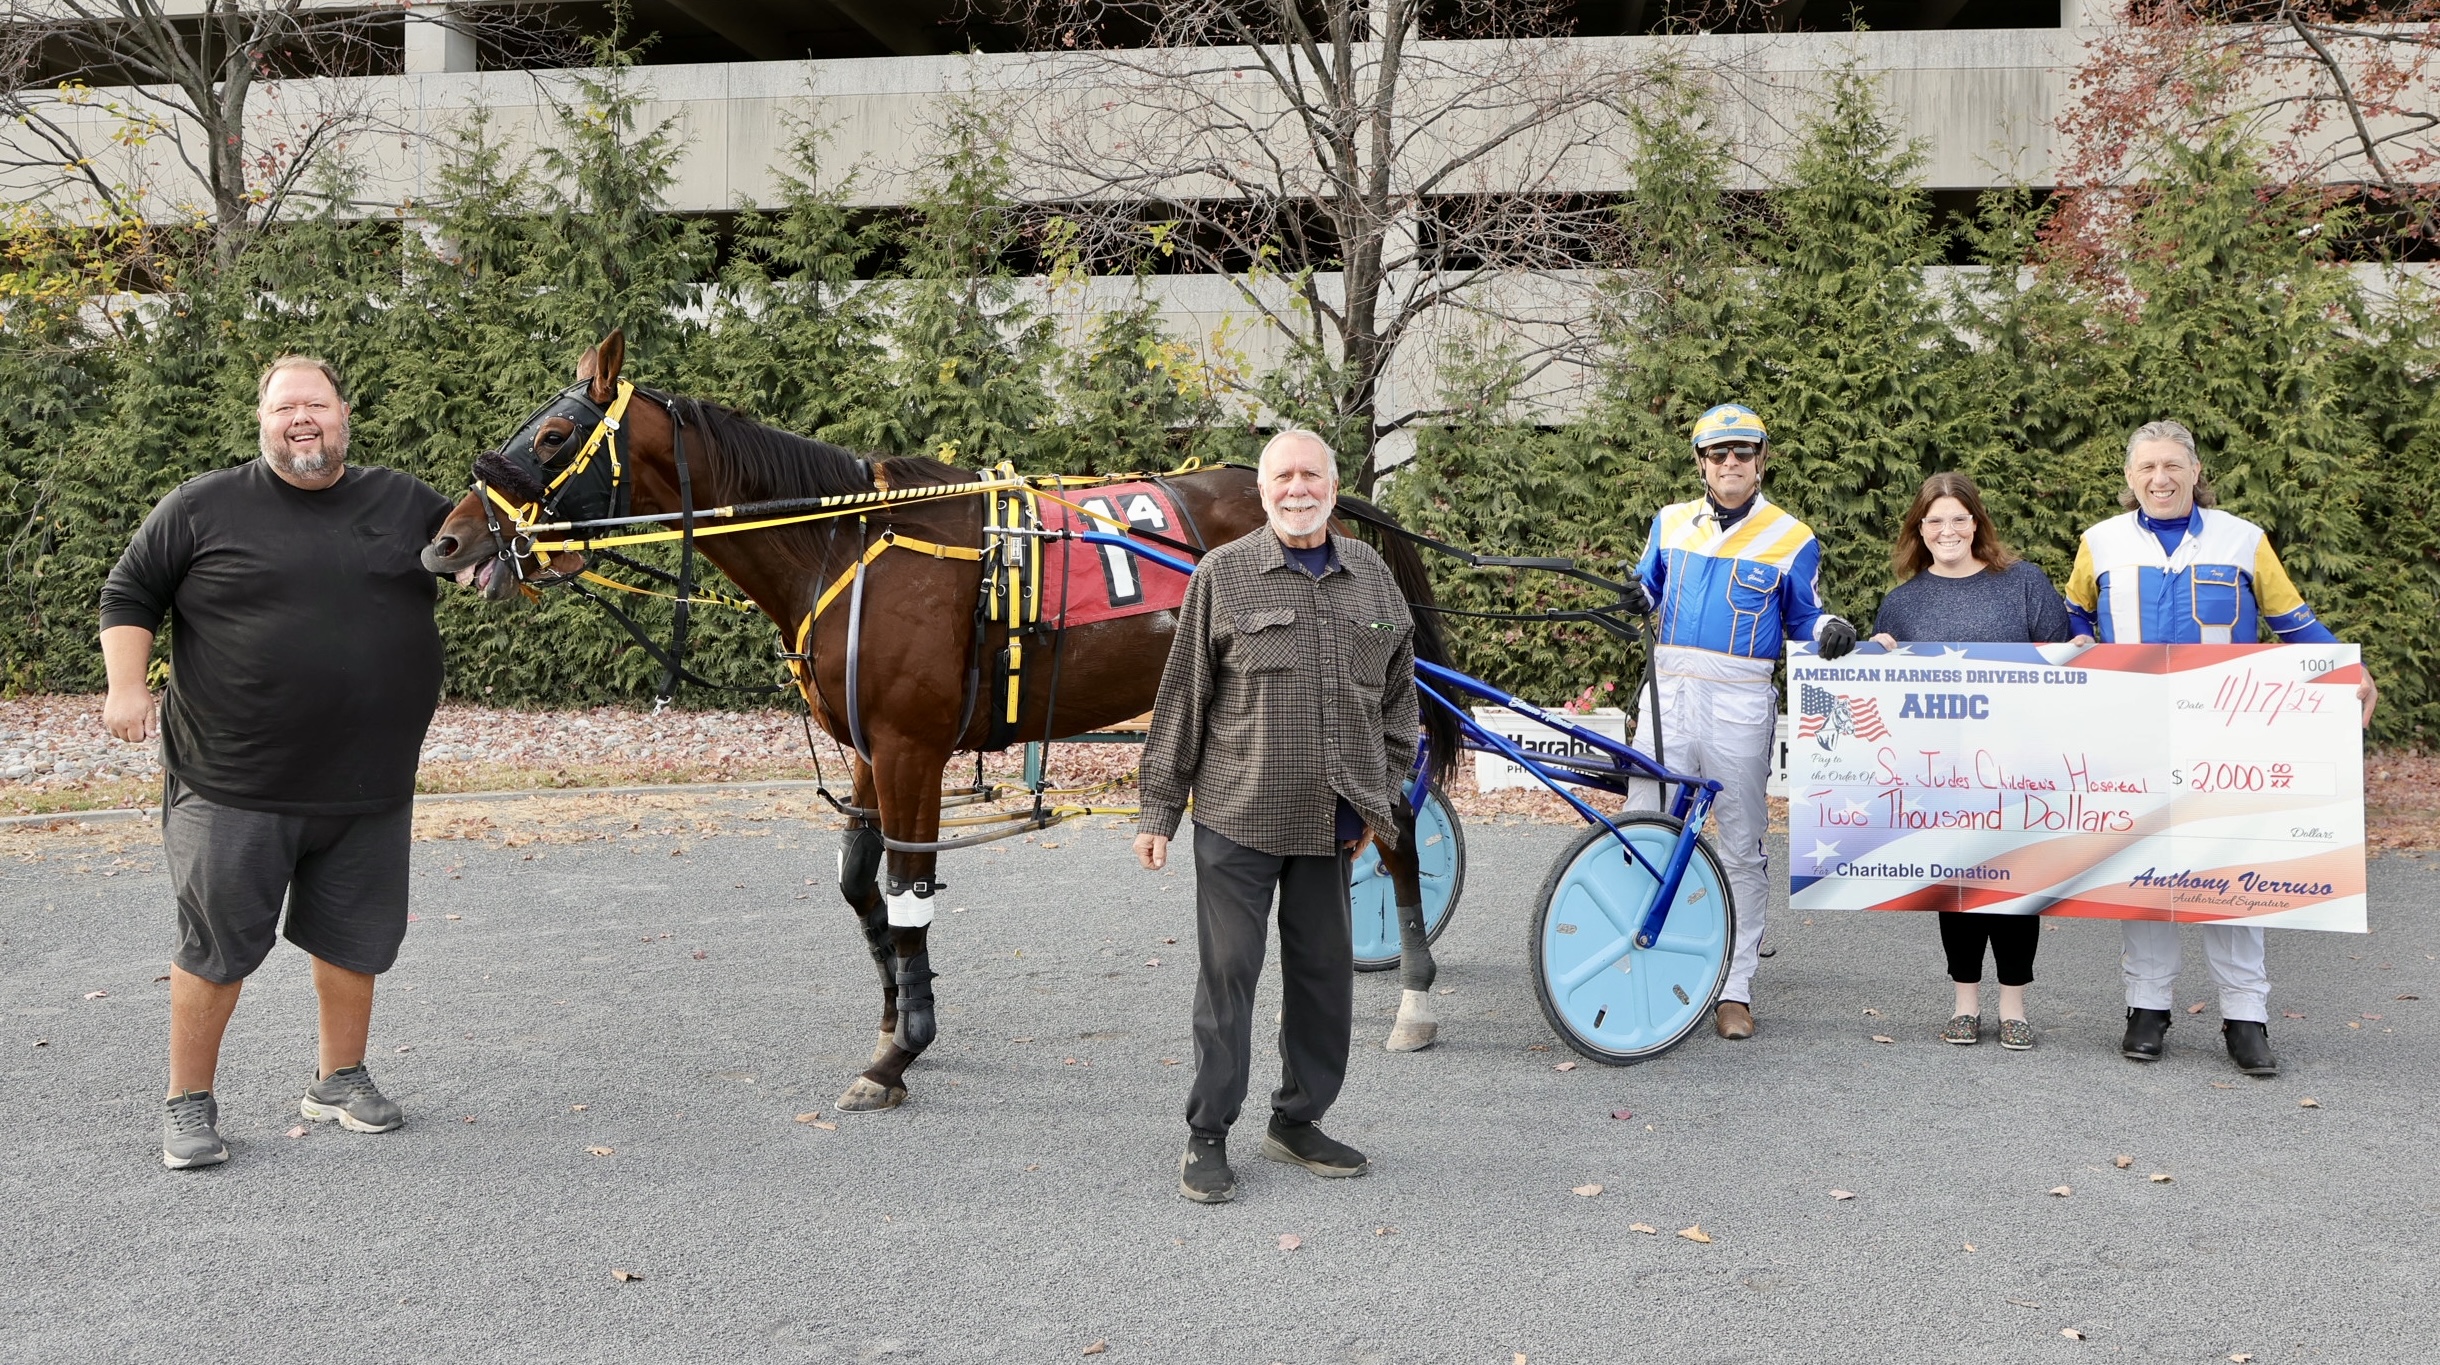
[1381,801,1440,1053]
[837,739,951,1113]
[835,757,898,1074]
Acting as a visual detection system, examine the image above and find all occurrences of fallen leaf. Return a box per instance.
[2148,1173,2172,1183]
[587,1146,614,1157]
[2348,1021,2362,1029]
[461,1116,476,1124]
[1144,958,1161,967]
[808,1119,837,1131]
[1862,1007,1882,1017]
[82,991,106,1000]
[1040,842,1060,849]
[1610,1109,1634,1121]
[2230,1355,2254,1362]
[1629,1223,1658,1235]
[395,1045,413,1053]
[2061,1328,2085,1340]
[1063,1057,1079,1066]
[2186,1002,2207,1014]
[1012,1036,1035,1043]
[1963,1242,1977,1253]
[1082,1343,1106,1358]
[2283,1011,2305,1019]
[1677,1225,1711,1243]
[571,1104,589,1112]
[1276,1233,1301,1251]
[2299,1097,2321,1109]
[2398,994,2421,1001]
[611,1269,641,1283]
[1553,1061,1577,1072]
[1572,1183,1603,1197]
[444,914,462,921]
[152,974,169,983]
[2006,1298,2041,1309]
[691,950,708,961]
[1870,1034,1895,1044]
[2114,1155,2133,1169]
[1161,937,1176,945]
[31,1039,47,1048]
[2049,1185,2073,1197]
[794,1112,824,1123]
[1374,1227,1391,1236]
[1829,1189,1855,1201]
[2361,1013,2384,1021]
[284,1124,309,1138]
[1527,1044,1550,1052]
[1160,1058,1180,1066]
[2211,1081,2234,1089]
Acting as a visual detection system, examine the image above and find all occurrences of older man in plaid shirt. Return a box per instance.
[1134,429,1420,1204]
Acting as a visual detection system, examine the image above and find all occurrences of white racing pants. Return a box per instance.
[1627,659,1776,1005]
[2122,922,2270,1023]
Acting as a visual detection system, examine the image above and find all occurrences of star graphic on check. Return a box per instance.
[1806,838,1842,867]
[1842,799,1872,819]
[1941,645,1971,658]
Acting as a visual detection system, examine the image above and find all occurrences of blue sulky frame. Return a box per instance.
[1072,531,1726,954]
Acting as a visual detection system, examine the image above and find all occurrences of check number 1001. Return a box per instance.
[2172,760,2335,795]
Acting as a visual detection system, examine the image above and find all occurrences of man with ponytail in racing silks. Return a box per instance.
[2066,420,2378,1079]
[1631,404,1859,1041]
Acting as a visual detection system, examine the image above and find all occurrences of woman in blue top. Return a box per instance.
[1868,472,2071,1051]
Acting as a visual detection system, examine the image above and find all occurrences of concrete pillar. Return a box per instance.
[405,5,478,74]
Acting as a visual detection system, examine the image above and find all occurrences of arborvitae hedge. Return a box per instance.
[4,65,2433,745]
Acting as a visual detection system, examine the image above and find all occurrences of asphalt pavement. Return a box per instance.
[4,812,2435,1365]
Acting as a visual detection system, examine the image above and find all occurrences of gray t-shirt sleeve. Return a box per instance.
[2017,560,2072,643]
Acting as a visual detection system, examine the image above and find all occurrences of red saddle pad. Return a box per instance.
[1039,482,1195,628]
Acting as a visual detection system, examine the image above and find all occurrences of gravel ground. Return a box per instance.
[3,807,2436,1364]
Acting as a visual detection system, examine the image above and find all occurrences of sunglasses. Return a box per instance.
[1699,446,1761,465]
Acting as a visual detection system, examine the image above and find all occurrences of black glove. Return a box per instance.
[1817,616,1857,660]
[1618,573,1652,616]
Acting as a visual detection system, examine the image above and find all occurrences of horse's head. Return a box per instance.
[423,330,636,600]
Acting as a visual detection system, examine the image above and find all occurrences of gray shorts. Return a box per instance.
[163,776,415,983]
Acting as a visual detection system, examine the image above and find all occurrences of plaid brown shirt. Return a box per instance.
[1139,527,1419,858]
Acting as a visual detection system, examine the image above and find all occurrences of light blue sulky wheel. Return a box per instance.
[1347,783,1465,972]
[1530,813,1733,1063]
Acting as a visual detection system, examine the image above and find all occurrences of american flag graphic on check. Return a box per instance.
[1798,683,1889,748]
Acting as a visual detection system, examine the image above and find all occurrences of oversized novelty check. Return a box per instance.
[1786,643,2366,932]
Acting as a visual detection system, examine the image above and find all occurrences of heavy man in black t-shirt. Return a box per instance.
[99,356,453,1169]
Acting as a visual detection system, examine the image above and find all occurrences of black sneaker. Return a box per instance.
[1178,1135,1235,1203]
[162,1090,227,1170]
[2224,1020,2279,1076]
[1260,1117,1369,1178]
[2121,1007,2171,1061]
[300,1064,404,1133]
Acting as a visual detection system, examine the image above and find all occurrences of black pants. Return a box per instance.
[1940,911,2038,987]
[1185,823,1353,1140]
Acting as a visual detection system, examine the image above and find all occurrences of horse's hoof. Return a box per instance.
[836,1076,907,1112]
[1386,1020,1439,1052]
[868,1030,895,1069]
[1386,988,1438,1052]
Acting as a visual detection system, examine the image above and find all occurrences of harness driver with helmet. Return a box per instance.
[1630,404,1859,1040]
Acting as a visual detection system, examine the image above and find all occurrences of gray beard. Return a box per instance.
[261,430,346,479]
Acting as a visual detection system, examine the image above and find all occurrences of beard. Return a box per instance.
[1268,499,1331,540]
[261,423,348,479]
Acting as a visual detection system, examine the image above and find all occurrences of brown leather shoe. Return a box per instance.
[1714,1000,1754,1040]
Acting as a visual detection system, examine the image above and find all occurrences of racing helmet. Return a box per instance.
[1691,403,1768,451]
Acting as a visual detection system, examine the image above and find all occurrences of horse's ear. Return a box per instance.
[586,329,626,405]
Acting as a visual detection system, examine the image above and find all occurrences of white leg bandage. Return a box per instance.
[886,889,934,928]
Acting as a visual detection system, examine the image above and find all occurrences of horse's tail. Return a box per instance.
[1335,493,1462,791]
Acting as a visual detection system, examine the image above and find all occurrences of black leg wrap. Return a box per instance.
[839,823,884,905]
[858,905,895,988]
[892,951,938,1053]
[1397,901,1437,992]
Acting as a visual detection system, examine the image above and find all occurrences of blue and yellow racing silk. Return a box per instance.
[2063,508,2335,645]
[1635,495,1831,682]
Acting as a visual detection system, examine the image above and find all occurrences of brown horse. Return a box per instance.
[421,331,1461,1111]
